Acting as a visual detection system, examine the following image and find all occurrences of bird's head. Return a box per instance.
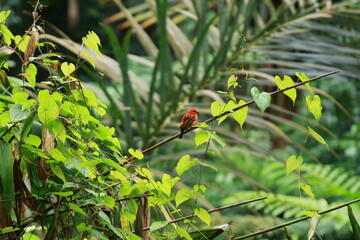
[188,108,198,114]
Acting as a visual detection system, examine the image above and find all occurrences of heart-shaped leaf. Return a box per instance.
[251,87,271,113]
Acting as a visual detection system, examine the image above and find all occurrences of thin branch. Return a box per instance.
[142,197,267,231]
[233,197,360,240]
[120,70,339,166]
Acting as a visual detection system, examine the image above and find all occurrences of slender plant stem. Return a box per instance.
[120,70,339,166]
[142,197,267,231]
[233,197,360,239]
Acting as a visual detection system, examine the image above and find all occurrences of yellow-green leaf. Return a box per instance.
[60,62,76,77]
[301,183,315,199]
[308,127,328,149]
[296,72,313,95]
[306,95,322,121]
[194,130,210,147]
[25,63,37,88]
[176,226,192,240]
[251,87,271,113]
[211,101,227,124]
[195,208,211,226]
[286,155,303,174]
[128,148,144,159]
[175,187,192,206]
[176,154,197,176]
[68,202,88,217]
[228,100,248,129]
[227,75,238,89]
[275,75,297,104]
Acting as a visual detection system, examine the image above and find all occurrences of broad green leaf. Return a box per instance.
[128,148,144,160]
[175,188,192,206]
[98,210,124,238]
[76,223,91,232]
[211,101,227,124]
[176,154,197,176]
[14,35,30,53]
[176,226,192,240]
[47,148,67,162]
[307,215,321,240]
[275,75,297,104]
[1,227,20,234]
[0,10,11,23]
[301,183,315,199]
[348,206,360,240]
[25,134,41,147]
[150,221,168,232]
[0,24,14,45]
[68,202,88,217]
[120,180,131,196]
[90,229,109,240]
[195,129,210,147]
[50,164,66,183]
[25,63,37,88]
[10,104,30,122]
[102,195,115,209]
[306,95,322,121]
[228,100,248,129]
[51,191,73,197]
[308,127,328,149]
[286,155,303,174]
[83,31,102,57]
[296,72,313,95]
[198,161,218,172]
[47,119,66,143]
[0,140,14,213]
[251,87,271,113]
[60,62,76,77]
[38,90,59,125]
[80,49,95,68]
[195,208,211,226]
[194,184,206,193]
[110,170,127,181]
[207,131,225,147]
[159,174,171,196]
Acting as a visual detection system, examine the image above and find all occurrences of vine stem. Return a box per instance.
[233,197,360,239]
[142,197,267,231]
[120,70,339,167]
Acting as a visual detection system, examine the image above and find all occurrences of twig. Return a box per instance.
[120,70,339,166]
[233,197,360,239]
[142,197,267,231]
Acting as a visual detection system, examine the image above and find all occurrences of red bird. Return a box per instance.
[179,108,199,138]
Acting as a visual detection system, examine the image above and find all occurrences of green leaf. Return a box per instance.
[211,101,227,124]
[175,188,192,206]
[120,180,131,195]
[159,174,171,196]
[25,63,37,88]
[50,164,66,183]
[38,90,59,125]
[176,226,192,240]
[150,221,168,232]
[275,75,297,104]
[90,229,109,240]
[0,140,14,214]
[51,191,73,197]
[102,195,115,209]
[9,104,30,122]
[195,208,211,226]
[286,155,303,174]
[47,119,66,143]
[228,100,248,129]
[176,154,197,176]
[0,24,14,45]
[251,87,271,113]
[348,206,360,240]
[301,183,315,199]
[60,62,76,77]
[128,148,144,160]
[68,202,88,217]
[207,131,225,147]
[0,10,11,23]
[308,127,328,149]
[227,75,238,89]
[296,72,313,95]
[306,95,322,121]
[25,134,41,147]
[198,161,218,172]
[194,129,210,147]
